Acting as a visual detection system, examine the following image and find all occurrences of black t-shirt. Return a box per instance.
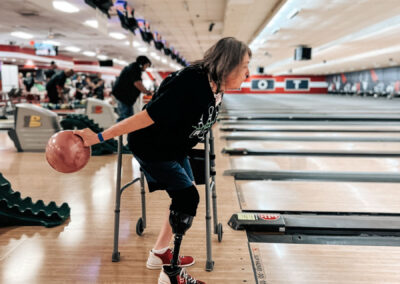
[45,69,56,79]
[23,77,34,91]
[112,62,142,105]
[128,65,219,161]
[90,76,104,94]
[46,71,66,92]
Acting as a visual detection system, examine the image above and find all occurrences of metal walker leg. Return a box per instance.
[112,135,146,262]
[204,131,214,271]
[204,129,224,271]
[209,130,223,242]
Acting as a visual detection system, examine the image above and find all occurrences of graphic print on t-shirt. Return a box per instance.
[189,104,219,140]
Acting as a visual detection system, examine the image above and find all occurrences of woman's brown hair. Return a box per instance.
[192,37,251,93]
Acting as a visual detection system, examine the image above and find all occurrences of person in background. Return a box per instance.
[46,69,74,104]
[88,73,105,100]
[74,74,85,100]
[23,72,34,92]
[112,55,153,122]
[75,37,251,284]
[44,61,58,82]
[18,72,25,91]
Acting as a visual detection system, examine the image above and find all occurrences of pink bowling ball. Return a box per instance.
[46,130,91,173]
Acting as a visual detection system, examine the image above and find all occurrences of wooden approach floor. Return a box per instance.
[236,180,400,213]
[0,129,254,284]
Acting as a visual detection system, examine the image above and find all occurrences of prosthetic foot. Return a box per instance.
[158,210,205,284]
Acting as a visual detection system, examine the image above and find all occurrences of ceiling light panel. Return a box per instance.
[84,19,98,29]
[11,31,34,39]
[53,1,80,13]
[65,46,81,52]
[109,32,126,40]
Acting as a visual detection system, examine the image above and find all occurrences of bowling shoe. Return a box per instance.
[159,266,205,284]
[147,248,195,269]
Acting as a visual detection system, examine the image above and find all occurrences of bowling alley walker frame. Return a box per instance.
[111,129,223,272]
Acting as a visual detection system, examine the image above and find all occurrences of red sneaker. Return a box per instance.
[146,248,195,269]
[159,265,205,284]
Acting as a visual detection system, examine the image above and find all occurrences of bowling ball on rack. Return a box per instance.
[45,130,91,173]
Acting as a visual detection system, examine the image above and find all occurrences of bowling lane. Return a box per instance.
[226,140,400,152]
[229,156,400,173]
[223,131,400,138]
[221,124,400,132]
[221,120,400,126]
[249,243,400,284]
[236,180,400,213]
[221,94,400,112]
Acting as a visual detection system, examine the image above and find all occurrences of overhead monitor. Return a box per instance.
[34,43,58,56]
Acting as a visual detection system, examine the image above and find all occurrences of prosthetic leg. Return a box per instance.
[159,210,205,284]
[169,211,193,268]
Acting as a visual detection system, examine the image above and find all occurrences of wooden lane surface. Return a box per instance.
[229,156,400,173]
[0,130,255,283]
[249,242,400,284]
[221,125,400,131]
[223,132,400,138]
[226,140,400,152]
[221,94,400,112]
[236,180,400,213]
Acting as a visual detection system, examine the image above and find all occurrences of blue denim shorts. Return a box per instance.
[135,156,195,192]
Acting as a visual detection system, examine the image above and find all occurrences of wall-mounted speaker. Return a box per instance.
[99,60,113,67]
[294,46,312,61]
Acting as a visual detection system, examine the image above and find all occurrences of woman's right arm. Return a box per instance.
[74,109,154,147]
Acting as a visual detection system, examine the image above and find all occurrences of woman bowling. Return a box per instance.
[75,37,251,284]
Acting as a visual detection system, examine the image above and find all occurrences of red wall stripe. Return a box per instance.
[226,75,327,94]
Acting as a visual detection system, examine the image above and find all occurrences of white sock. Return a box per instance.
[152,247,169,254]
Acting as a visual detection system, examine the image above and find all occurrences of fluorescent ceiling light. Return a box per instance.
[83,51,96,57]
[97,54,108,60]
[53,1,79,13]
[65,46,81,53]
[124,41,130,46]
[150,52,158,57]
[272,28,280,34]
[133,41,140,47]
[287,8,300,19]
[292,44,400,73]
[84,20,98,29]
[113,58,129,66]
[250,0,301,50]
[138,47,148,52]
[43,40,60,46]
[109,32,126,40]
[266,11,400,73]
[316,15,400,55]
[11,31,33,39]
